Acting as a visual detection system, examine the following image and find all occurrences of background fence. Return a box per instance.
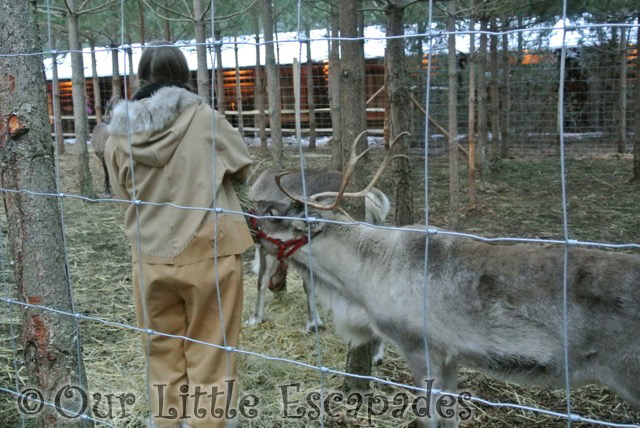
[46,25,637,156]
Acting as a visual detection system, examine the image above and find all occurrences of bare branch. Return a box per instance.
[78,0,92,11]
[197,0,212,22]
[401,0,425,10]
[37,5,66,17]
[148,11,194,23]
[363,0,390,13]
[90,28,118,45]
[144,0,194,21]
[204,0,259,23]
[371,0,390,8]
[62,0,73,14]
[81,0,122,15]
[172,27,189,43]
[302,0,332,15]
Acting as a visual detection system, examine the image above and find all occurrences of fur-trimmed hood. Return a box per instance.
[107,86,202,167]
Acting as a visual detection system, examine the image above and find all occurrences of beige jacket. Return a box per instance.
[105,86,253,265]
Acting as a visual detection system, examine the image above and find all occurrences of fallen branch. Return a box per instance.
[366,85,385,106]
[409,93,469,157]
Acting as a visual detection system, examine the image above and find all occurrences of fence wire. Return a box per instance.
[0,1,639,427]
[2,296,639,428]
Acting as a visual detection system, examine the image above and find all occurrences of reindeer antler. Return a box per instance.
[275,131,410,210]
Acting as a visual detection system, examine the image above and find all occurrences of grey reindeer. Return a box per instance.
[248,167,390,364]
[90,98,118,197]
[90,122,111,197]
[254,132,640,428]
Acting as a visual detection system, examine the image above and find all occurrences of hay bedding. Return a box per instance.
[0,148,638,427]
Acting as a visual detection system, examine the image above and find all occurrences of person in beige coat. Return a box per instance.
[105,43,253,428]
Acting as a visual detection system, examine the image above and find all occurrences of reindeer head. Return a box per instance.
[251,168,342,245]
[251,131,407,261]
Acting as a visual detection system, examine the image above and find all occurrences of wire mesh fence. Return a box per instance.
[1,0,640,427]
[44,26,637,156]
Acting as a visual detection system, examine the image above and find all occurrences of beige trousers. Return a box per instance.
[133,255,243,428]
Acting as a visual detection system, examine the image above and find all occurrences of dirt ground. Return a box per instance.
[0,143,639,427]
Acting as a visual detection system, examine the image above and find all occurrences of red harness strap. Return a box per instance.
[268,261,288,292]
[249,214,311,262]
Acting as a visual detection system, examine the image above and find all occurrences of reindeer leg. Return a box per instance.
[371,337,384,365]
[246,247,274,326]
[603,351,640,409]
[303,278,324,333]
[437,358,459,428]
[101,157,111,197]
[407,348,459,428]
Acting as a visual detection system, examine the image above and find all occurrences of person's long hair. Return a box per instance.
[137,41,191,88]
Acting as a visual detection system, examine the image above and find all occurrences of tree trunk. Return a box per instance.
[51,37,65,155]
[358,4,367,111]
[0,1,91,426]
[89,39,103,124]
[467,1,477,209]
[306,27,317,150]
[382,52,391,150]
[111,44,121,103]
[447,0,459,228]
[254,12,268,157]
[517,16,524,65]
[125,41,137,94]
[617,27,627,154]
[328,8,342,170]
[340,0,368,387]
[138,0,146,46]
[262,0,283,168]
[489,17,501,160]
[383,53,391,150]
[194,0,210,105]
[339,0,367,169]
[67,4,95,198]
[234,37,244,135]
[477,16,489,181]
[214,27,226,115]
[414,20,426,147]
[634,11,640,180]
[500,20,510,159]
[386,2,413,226]
[274,12,281,67]
[163,14,171,41]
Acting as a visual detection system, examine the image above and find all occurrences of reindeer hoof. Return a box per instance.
[306,320,324,333]
[245,315,263,326]
[372,343,385,366]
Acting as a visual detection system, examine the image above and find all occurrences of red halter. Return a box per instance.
[249,212,311,262]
